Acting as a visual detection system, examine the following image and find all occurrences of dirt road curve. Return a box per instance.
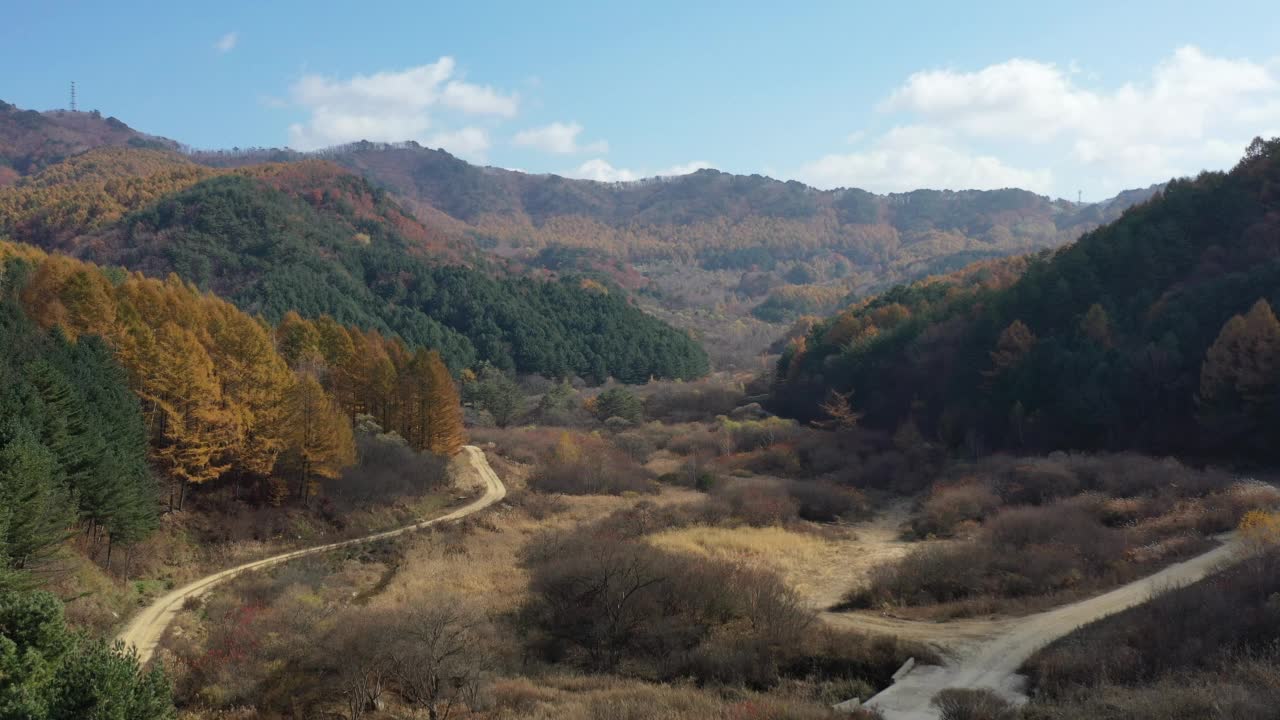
[858,536,1240,719]
[116,445,506,665]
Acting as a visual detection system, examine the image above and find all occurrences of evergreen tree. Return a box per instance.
[0,425,75,571]
[464,365,522,427]
[0,590,175,720]
[593,387,643,424]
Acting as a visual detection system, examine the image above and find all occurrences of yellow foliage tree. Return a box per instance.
[1239,509,1280,556]
[281,374,356,505]
[984,319,1037,386]
[424,351,466,457]
[1201,299,1280,414]
[141,322,237,510]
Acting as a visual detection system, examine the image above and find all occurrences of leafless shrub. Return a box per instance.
[931,688,1017,720]
[915,481,1001,537]
[714,479,799,526]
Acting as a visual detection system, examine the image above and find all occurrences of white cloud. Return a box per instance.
[214,32,238,54]
[657,160,712,176]
[513,121,608,154]
[800,126,1053,193]
[569,158,638,182]
[441,82,518,116]
[428,127,490,162]
[285,58,519,150]
[804,46,1280,197]
[565,158,713,182]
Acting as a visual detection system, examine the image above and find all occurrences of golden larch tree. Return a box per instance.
[424,351,466,457]
[984,319,1037,385]
[1200,298,1280,415]
[140,322,237,510]
[280,374,356,505]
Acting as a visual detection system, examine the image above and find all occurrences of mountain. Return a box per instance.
[189,140,1160,367]
[0,146,709,382]
[771,137,1280,461]
[195,141,1158,272]
[0,99,1161,371]
[0,100,179,185]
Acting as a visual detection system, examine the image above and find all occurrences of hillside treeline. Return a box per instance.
[773,138,1280,461]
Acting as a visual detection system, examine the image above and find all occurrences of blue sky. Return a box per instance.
[4,0,1279,199]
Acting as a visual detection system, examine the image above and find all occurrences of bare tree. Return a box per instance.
[390,593,494,720]
[329,611,396,720]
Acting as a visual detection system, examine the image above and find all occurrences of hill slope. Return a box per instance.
[771,137,1280,460]
[0,100,179,184]
[191,140,1158,367]
[0,148,709,381]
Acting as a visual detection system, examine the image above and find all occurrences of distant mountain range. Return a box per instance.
[0,100,1165,368]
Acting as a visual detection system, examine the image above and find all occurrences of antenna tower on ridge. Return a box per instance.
[70,81,77,112]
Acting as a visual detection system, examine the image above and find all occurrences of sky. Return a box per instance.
[3,0,1280,200]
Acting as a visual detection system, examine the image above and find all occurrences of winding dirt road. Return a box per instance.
[116,445,506,665]
[846,536,1240,719]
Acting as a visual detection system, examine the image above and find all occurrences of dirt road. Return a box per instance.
[116,445,506,665]
[856,536,1240,719]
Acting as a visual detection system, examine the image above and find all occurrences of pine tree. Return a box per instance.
[0,425,75,570]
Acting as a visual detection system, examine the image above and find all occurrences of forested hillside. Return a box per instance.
[0,239,476,717]
[0,146,710,382]
[0,99,1160,372]
[2,241,468,511]
[190,140,1157,366]
[0,100,178,185]
[195,140,1151,270]
[772,138,1280,461]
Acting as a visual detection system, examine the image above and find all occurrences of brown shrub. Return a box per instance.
[715,479,800,526]
[787,480,868,522]
[642,379,744,422]
[520,529,812,681]
[1023,549,1280,701]
[931,688,1017,720]
[916,481,1002,537]
[528,433,656,495]
[1000,460,1080,505]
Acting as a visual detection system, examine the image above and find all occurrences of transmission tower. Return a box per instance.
[70,81,77,112]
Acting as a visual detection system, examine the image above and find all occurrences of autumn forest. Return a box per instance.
[3,95,1280,720]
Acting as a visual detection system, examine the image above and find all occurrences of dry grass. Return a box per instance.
[372,485,705,616]
[647,505,914,611]
[487,674,841,720]
[649,525,832,558]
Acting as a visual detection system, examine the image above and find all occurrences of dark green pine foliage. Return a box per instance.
[109,174,708,381]
[0,426,73,571]
[773,137,1280,460]
[0,589,175,719]
[0,262,158,576]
